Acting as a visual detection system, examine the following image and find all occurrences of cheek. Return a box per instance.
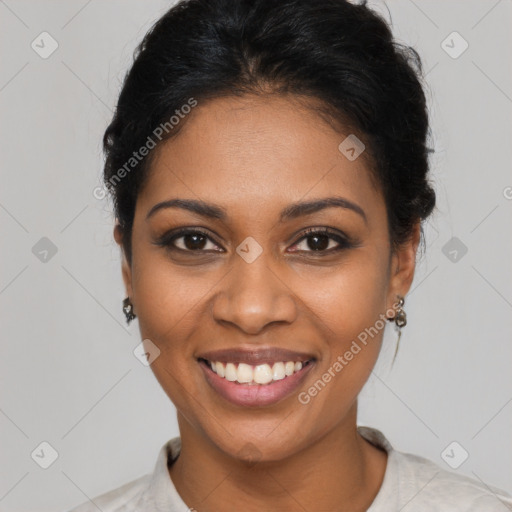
[131,246,213,342]
[293,249,389,339]
[294,274,387,443]
[331,265,388,341]
[293,252,388,399]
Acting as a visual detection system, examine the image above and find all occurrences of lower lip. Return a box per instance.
[199,360,315,407]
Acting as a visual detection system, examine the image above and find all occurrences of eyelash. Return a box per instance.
[154,227,354,255]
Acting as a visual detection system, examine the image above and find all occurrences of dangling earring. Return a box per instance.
[387,295,407,363]
[123,297,136,324]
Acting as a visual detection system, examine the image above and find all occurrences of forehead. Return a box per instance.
[136,95,384,225]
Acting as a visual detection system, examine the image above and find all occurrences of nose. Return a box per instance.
[212,254,298,335]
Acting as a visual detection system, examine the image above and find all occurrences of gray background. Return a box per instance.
[0,1,511,510]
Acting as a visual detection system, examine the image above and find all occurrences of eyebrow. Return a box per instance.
[146,196,367,225]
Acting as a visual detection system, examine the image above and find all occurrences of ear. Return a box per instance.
[386,221,421,309]
[114,222,133,298]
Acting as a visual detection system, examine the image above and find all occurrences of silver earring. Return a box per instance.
[387,295,406,363]
[123,297,136,324]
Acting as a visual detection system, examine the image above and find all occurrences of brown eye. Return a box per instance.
[155,228,223,253]
[179,233,208,250]
[304,233,331,251]
[290,228,352,254]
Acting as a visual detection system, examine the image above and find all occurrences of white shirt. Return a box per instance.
[68,426,512,511]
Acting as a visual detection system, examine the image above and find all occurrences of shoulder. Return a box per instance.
[393,450,512,511]
[66,474,150,512]
[65,436,184,512]
[65,437,182,512]
[358,426,512,511]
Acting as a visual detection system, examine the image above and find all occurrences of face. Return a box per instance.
[116,94,419,462]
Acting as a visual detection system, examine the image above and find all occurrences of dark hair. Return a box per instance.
[103,0,436,264]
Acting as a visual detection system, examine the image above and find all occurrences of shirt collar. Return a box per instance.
[133,436,189,511]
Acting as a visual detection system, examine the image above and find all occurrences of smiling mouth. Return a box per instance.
[198,358,315,385]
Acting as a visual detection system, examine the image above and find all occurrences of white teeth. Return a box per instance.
[254,364,273,384]
[225,362,237,382]
[215,361,225,378]
[237,363,253,383]
[272,362,286,381]
[206,359,309,385]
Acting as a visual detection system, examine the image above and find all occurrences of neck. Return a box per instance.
[168,403,388,512]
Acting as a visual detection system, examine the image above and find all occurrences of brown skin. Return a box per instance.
[114,94,420,511]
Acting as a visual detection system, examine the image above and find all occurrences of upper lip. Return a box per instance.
[197,347,316,366]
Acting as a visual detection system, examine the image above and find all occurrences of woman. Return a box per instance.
[70,0,512,510]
